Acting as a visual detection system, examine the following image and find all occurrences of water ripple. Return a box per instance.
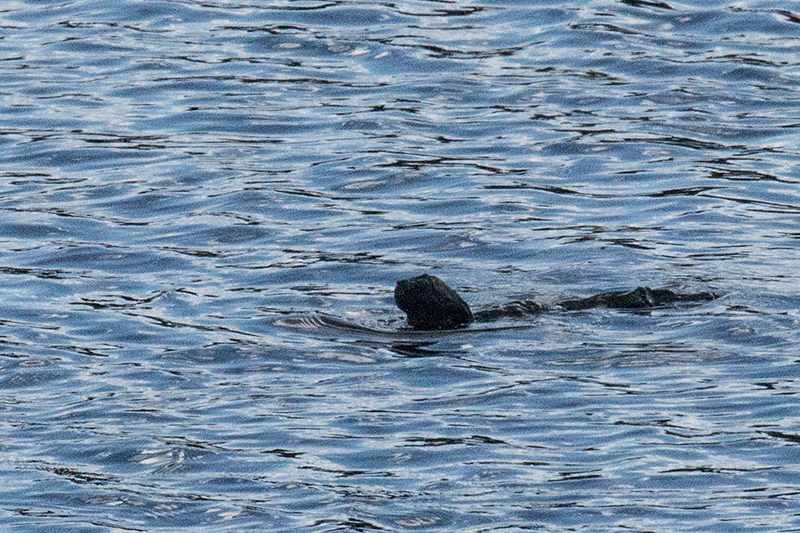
[2,0,800,531]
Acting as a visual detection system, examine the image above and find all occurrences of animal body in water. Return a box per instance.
[394,274,715,331]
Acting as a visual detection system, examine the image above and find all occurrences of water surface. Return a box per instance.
[2,0,800,531]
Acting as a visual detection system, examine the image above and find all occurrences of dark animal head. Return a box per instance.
[394,274,473,330]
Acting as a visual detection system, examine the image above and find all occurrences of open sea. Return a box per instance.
[2,0,800,531]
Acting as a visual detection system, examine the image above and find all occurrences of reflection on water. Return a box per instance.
[2,0,800,531]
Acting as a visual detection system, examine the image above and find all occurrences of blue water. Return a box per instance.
[2,0,800,531]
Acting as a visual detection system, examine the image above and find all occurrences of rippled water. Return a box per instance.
[2,0,800,531]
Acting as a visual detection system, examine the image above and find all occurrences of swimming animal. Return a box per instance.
[394,274,715,330]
